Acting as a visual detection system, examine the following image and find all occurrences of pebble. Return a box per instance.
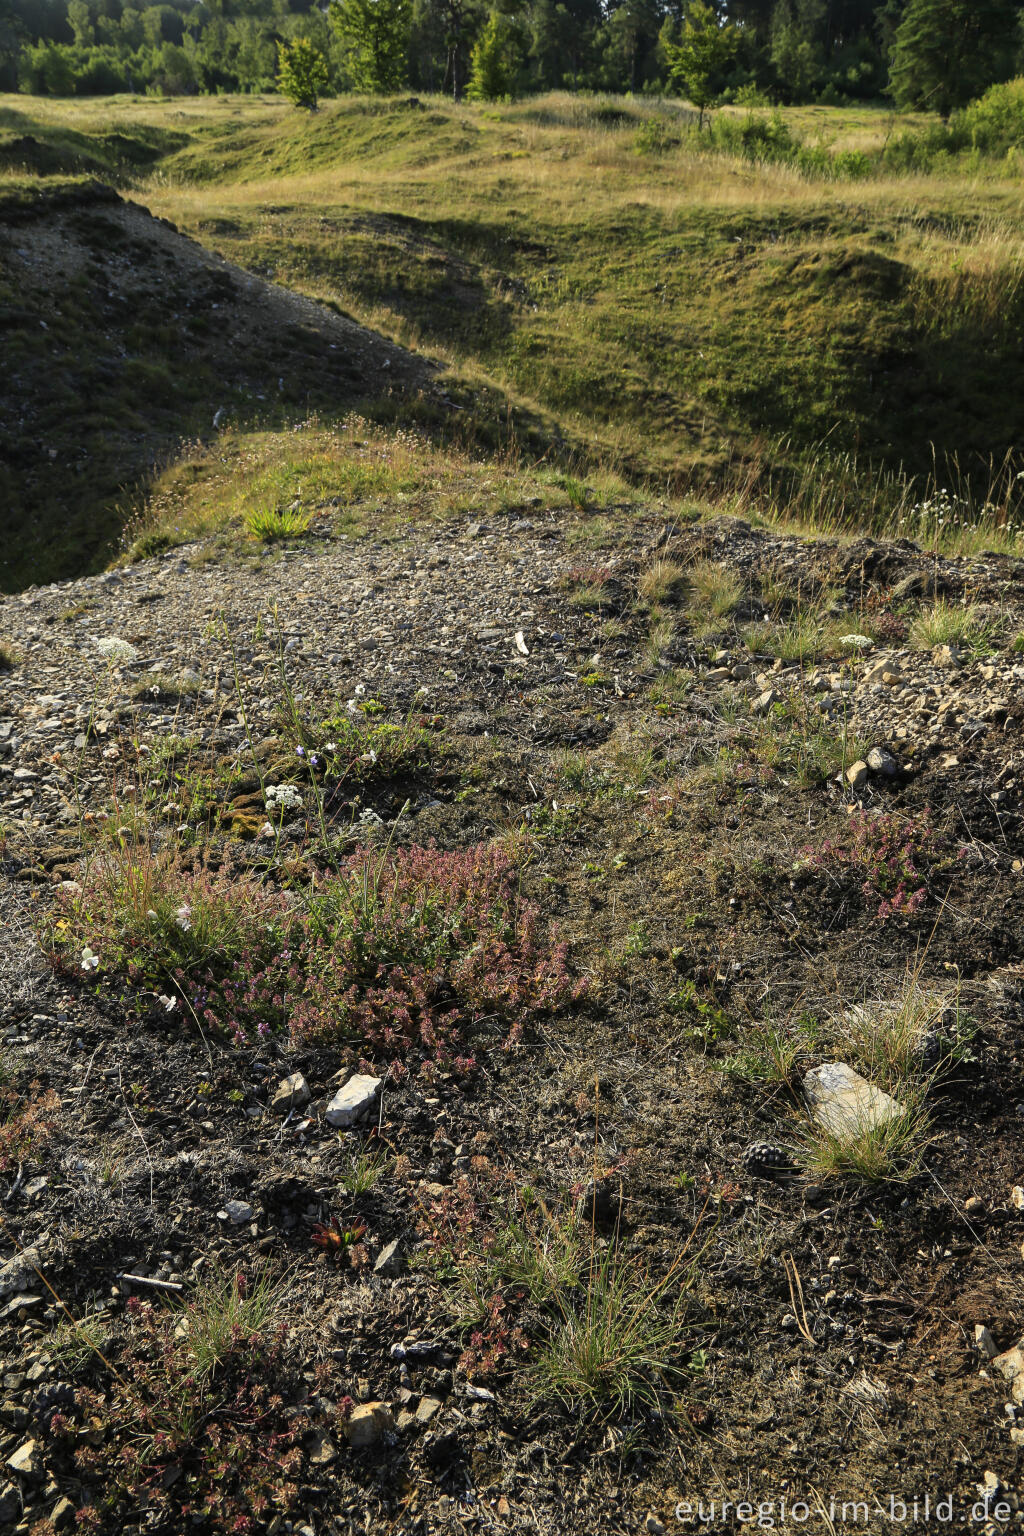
[219,1199,254,1225]
[270,1073,310,1112]
[343,1402,393,1448]
[373,1238,404,1277]
[325,1074,382,1128]
[866,745,899,776]
[803,1063,903,1138]
[976,1325,999,1360]
[6,1440,40,1478]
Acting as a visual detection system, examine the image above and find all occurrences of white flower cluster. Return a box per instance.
[265,783,304,813]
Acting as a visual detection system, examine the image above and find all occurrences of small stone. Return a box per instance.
[416,1395,442,1425]
[270,1073,310,1113]
[50,1497,75,1531]
[219,1199,254,1225]
[325,1074,381,1128]
[965,1195,987,1218]
[993,1346,1024,1384]
[373,1238,404,1277]
[706,667,732,684]
[845,759,869,788]
[753,688,780,714]
[803,1063,902,1138]
[864,659,901,685]
[866,745,899,776]
[1011,1428,1024,1447]
[976,1325,999,1360]
[6,1441,40,1478]
[646,1518,668,1536]
[0,1246,44,1299]
[1011,1186,1024,1210]
[933,643,963,667]
[303,1429,336,1467]
[343,1402,394,1448]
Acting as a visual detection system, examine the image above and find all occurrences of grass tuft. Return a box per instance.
[243,505,313,542]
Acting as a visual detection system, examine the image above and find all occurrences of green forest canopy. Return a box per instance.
[0,0,1022,109]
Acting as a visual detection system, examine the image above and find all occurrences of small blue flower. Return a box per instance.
[296,745,305,757]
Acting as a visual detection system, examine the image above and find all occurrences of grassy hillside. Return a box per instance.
[4,91,1024,586]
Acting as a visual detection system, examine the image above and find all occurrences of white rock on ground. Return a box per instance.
[270,1073,310,1112]
[0,1246,45,1298]
[220,1199,254,1224]
[343,1402,394,1447]
[6,1441,41,1477]
[326,1074,382,1127]
[803,1063,903,1138]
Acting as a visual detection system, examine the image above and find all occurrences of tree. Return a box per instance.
[664,1,737,127]
[769,0,825,101]
[329,0,411,93]
[468,8,527,98]
[888,0,1018,119]
[277,36,329,108]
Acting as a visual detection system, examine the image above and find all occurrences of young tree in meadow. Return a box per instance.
[468,9,527,98]
[330,0,412,93]
[888,0,1018,118]
[277,36,330,108]
[664,1,737,128]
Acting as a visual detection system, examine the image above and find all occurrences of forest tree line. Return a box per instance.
[1,0,1021,114]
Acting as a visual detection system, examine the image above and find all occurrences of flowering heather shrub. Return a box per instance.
[62,852,299,1006]
[0,1082,58,1172]
[869,610,909,645]
[290,841,583,1071]
[69,1287,312,1533]
[64,841,581,1071]
[800,811,947,920]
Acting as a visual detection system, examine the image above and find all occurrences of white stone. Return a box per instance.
[803,1063,903,1139]
[220,1199,254,1225]
[976,1324,999,1359]
[326,1074,381,1128]
[343,1402,393,1447]
[845,760,869,788]
[270,1073,310,1112]
[7,1441,41,1477]
[0,1245,44,1298]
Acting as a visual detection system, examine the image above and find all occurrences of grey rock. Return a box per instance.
[803,1063,903,1138]
[326,1074,381,1128]
[220,1199,254,1225]
[0,1246,44,1299]
[343,1402,394,1447]
[374,1238,404,1277]
[866,746,899,776]
[975,1324,999,1360]
[270,1073,310,1113]
[6,1441,41,1478]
